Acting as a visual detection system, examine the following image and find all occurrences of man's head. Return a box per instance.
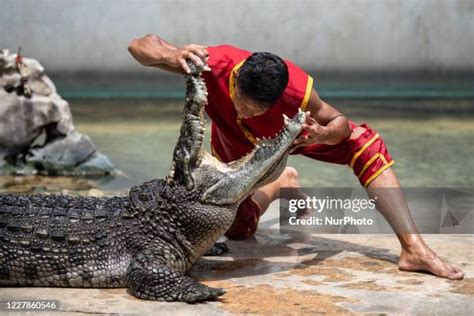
[234,52,289,118]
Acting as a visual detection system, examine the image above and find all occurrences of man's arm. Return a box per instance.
[128,34,209,74]
[293,89,351,146]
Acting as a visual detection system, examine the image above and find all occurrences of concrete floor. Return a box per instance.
[1,203,473,315]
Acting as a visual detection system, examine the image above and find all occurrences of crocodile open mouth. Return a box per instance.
[244,113,303,189]
[200,110,305,205]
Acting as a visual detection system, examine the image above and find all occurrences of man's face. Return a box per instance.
[233,85,269,119]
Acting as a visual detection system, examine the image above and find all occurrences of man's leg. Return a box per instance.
[253,166,464,280]
[366,167,464,280]
[251,166,304,215]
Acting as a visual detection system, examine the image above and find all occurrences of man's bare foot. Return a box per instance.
[399,246,464,280]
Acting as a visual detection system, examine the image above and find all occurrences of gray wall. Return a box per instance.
[1,0,473,74]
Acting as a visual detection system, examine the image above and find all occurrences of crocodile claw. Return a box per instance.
[181,283,227,302]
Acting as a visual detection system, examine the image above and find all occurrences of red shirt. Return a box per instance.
[202,45,313,163]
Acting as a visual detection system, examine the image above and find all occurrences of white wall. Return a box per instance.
[1,0,473,73]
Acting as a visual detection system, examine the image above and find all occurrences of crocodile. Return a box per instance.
[0,62,305,302]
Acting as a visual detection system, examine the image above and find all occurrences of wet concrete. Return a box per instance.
[0,202,472,315]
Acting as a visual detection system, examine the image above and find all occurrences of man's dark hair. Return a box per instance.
[236,52,289,107]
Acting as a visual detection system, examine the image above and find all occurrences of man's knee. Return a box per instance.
[282,166,299,182]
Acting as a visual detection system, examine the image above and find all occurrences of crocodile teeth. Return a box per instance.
[283,114,290,125]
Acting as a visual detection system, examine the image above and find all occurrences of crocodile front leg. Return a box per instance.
[126,249,226,302]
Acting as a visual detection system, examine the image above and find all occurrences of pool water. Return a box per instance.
[1,98,473,194]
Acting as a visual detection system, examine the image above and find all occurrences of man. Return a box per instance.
[128,34,464,280]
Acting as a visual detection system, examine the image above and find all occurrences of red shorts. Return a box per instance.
[225,196,262,240]
[224,122,394,239]
[293,121,394,187]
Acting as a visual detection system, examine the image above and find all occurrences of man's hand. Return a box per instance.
[290,90,351,150]
[167,44,210,74]
[292,111,328,150]
[128,35,210,74]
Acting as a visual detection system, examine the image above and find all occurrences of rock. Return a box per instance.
[0,49,114,175]
[74,152,114,175]
[28,131,97,172]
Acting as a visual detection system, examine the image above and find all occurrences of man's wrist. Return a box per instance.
[327,116,350,145]
[317,125,332,144]
[318,124,348,145]
[161,49,175,66]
